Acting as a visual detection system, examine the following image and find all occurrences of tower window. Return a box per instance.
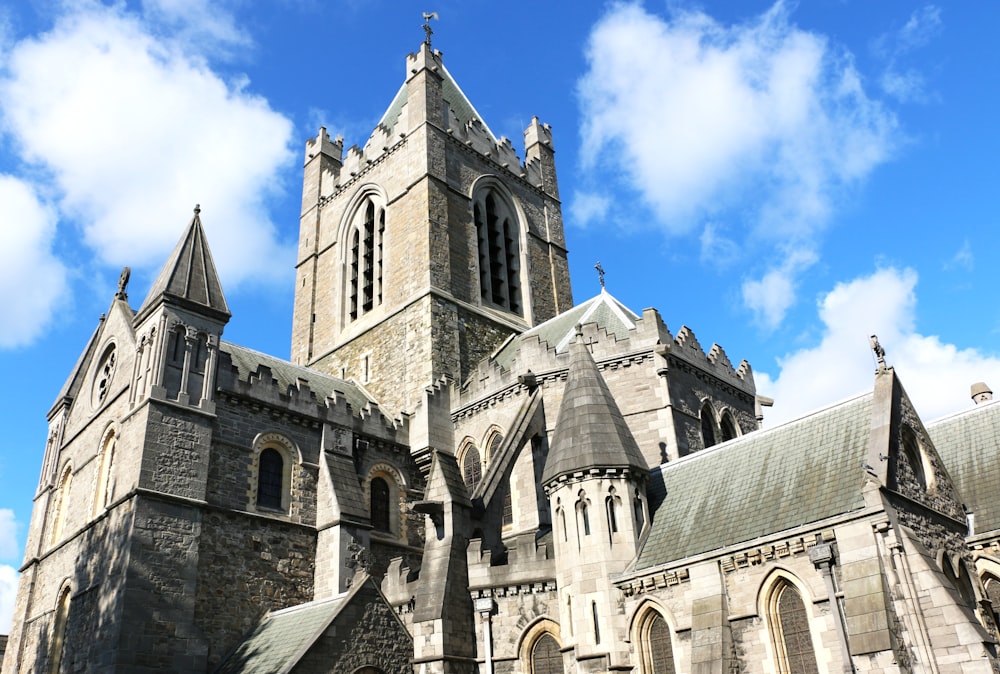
[349,197,385,321]
[474,188,522,314]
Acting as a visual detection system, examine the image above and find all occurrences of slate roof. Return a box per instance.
[493,289,639,371]
[542,327,648,485]
[929,400,1000,534]
[377,60,497,140]
[136,207,230,322]
[215,593,348,674]
[220,341,375,413]
[637,393,873,569]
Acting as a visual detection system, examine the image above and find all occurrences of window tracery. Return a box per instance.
[767,579,819,674]
[474,188,522,314]
[348,197,385,321]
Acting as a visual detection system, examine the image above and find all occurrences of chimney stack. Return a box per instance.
[971,382,993,404]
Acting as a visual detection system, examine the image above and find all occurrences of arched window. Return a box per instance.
[899,426,927,490]
[349,197,385,321]
[501,479,514,528]
[984,574,1000,625]
[371,477,391,532]
[51,465,72,544]
[634,490,646,534]
[93,430,116,516]
[530,632,563,674]
[637,611,677,674]
[486,431,504,461]
[576,491,591,541]
[462,444,482,490]
[606,487,621,541]
[720,411,738,442]
[49,585,71,674]
[769,580,819,674]
[257,448,284,510]
[474,188,522,314]
[700,402,717,449]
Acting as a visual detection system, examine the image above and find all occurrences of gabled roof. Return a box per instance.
[215,593,348,674]
[377,60,497,140]
[929,400,1000,534]
[637,392,873,568]
[136,206,230,322]
[493,289,639,371]
[542,326,648,485]
[220,341,375,413]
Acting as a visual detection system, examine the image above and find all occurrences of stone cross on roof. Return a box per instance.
[595,261,606,289]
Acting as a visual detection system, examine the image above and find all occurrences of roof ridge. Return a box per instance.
[657,389,874,473]
[927,398,1000,426]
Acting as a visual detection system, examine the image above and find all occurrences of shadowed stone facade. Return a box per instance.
[5,39,1000,674]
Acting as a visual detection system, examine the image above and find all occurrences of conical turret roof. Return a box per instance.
[136,205,230,322]
[542,325,648,485]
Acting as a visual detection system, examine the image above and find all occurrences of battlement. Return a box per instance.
[304,126,343,166]
[669,324,755,393]
[466,532,555,590]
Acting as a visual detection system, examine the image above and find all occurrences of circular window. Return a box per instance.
[91,344,118,408]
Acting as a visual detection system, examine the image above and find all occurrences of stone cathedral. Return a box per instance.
[5,39,1000,674]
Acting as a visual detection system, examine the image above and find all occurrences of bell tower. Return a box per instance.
[291,41,572,417]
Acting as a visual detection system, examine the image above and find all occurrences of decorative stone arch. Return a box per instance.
[481,425,505,463]
[719,408,740,442]
[975,555,1000,627]
[517,617,563,674]
[627,599,680,674]
[757,568,823,674]
[458,437,482,489]
[337,184,389,323]
[49,578,74,674]
[50,461,74,545]
[469,175,530,316]
[699,399,719,449]
[249,432,301,515]
[365,461,407,540]
[898,424,937,492]
[92,422,119,517]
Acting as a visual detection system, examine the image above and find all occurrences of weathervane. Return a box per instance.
[422,12,439,46]
[594,261,606,289]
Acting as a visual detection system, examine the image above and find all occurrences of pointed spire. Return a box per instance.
[542,325,648,485]
[136,205,230,323]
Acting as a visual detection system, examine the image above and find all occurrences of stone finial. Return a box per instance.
[870,334,888,372]
[115,266,131,300]
[971,381,993,404]
[193,204,201,216]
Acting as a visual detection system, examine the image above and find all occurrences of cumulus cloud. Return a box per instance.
[756,267,1000,425]
[577,2,899,326]
[0,176,68,348]
[578,2,896,238]
[0,564,16,633]
[741,247,818,329]
[0,3,295,297]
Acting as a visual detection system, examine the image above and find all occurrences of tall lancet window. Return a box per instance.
[349,197,385,321]
[474,188,522,314]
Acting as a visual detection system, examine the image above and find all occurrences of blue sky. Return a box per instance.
[1,0,998,630]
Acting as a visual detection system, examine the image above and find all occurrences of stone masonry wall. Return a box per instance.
[194,507,316,670]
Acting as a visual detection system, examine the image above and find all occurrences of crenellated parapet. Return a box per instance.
[669,325,756,395]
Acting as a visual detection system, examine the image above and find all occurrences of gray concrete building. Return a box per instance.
[4,39,1000,674]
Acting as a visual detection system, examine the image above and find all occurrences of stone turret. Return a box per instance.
[545,326,649,670]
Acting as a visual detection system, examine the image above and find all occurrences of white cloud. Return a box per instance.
[0,508,17,560]
[741,247,817,329]
[757,267,1000,425]
[875,5,941,103]
[0,563,17,633]
[140,0,252,60]
[0,176,68,348]
[569,190,611,227]
[699,222,741,268]
[578,2,897,240]
[0,4,295,291]
[944,239,973,271]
